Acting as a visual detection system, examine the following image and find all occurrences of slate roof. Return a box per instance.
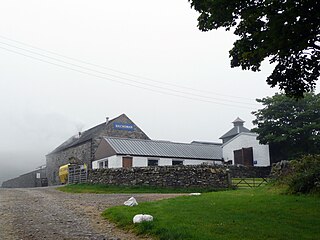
[219,125,251,139]
[48,114,123,155]
[191,141,222,146]
[232,117,245,124]
[103,137,223,160]
[220,117,250,140]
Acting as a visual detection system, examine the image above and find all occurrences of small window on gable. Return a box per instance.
[148,159,159,166]
[172,160,184,166]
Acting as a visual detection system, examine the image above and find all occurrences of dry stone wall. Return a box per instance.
[228,165,271,178]
[88,165,271,189]
[88,165,229,188]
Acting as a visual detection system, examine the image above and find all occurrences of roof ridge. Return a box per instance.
[48,113,130,155]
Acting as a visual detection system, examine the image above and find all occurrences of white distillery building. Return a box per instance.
[220,118,270,166]
[92,137,223,169]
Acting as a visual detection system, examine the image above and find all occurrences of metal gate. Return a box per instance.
[232,177,269,188]
[68,165,88,184]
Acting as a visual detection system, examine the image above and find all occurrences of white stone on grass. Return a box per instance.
[124,197,138,207]
[133,214,153,224]
[189,193,201,196]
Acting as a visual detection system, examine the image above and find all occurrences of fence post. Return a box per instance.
[226,168,232,188]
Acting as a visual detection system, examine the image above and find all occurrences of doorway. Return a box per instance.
[122,157,133,168]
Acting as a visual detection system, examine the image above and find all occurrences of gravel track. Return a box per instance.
[0,187,182,240]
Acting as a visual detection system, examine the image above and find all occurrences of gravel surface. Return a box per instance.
[0,187,182,240]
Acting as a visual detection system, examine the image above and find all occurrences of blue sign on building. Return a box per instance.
[113,122,134,131]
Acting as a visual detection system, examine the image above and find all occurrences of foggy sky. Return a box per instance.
[0,1,317,184]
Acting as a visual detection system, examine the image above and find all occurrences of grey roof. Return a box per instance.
[219,125,251,139]
[191,141,222,146]
[220,118,250,140]
[49,122,106,154]
[48,114,139,155]
[232,117,245,124]
[104,137,222,160]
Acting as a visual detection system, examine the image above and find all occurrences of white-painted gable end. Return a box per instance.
[222,132,270,166]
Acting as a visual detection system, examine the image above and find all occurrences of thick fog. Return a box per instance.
[1,1,315,184]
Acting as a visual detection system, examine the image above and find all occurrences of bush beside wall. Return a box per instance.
[271,155,320,194]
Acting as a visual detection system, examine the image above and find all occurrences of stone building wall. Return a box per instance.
[2,168,47,188]
[89,114,150,161]
[46,141,92,185]
[46,114,150,186]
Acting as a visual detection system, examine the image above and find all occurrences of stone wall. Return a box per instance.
[88,165,229,188]
[2,168,47,188]
[228,165,271,178]
[88,165,272,189]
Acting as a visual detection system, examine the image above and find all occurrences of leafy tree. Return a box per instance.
[252,93,320,160]
[189,0,320,98]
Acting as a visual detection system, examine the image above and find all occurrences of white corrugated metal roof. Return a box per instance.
[103,137,222,160]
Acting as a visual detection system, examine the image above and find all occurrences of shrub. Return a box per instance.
[271,155,320,194]
[287,155,320,194]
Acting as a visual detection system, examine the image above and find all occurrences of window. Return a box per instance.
[148,159,159,166]
[98,159,108,169]
[99,161,104,169]
[172,160,183,166]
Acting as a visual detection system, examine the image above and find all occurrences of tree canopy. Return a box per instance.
[189,0,320,98]
[252,93,320,160]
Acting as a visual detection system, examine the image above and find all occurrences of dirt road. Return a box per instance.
[0,187,181,240]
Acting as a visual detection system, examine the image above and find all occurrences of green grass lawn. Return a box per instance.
[57,183,221,194]
[103,187,320,240]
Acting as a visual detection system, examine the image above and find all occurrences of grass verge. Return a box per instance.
[103,187,320,240]
[57,183,222,194]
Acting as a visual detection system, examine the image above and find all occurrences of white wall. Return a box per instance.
[133,157,147,167]
[92,155,220,169]
[92,155,122,169]
[222,133,270,166]
[108,155,123,168]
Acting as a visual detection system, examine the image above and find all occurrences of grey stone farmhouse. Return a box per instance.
[46,114,149,185]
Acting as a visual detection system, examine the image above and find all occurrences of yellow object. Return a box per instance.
[59,164,70,184]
